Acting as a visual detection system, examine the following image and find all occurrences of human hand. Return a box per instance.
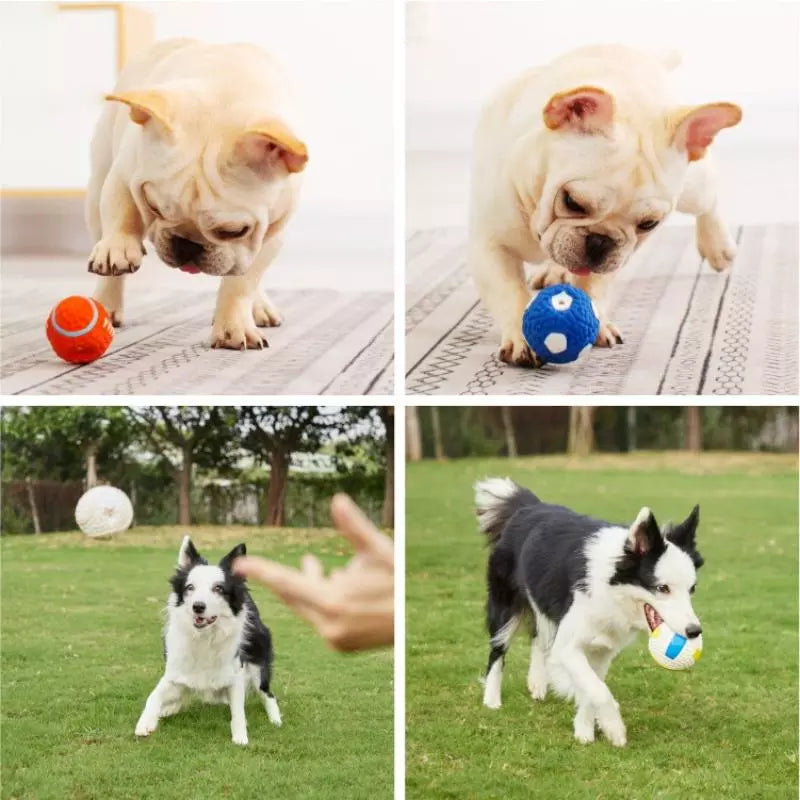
[233,494,394,652]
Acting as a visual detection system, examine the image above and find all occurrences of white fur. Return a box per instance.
[135,540,281,745]
[521,524,700,747]
[474,477,518,533]
[469,44,741,364]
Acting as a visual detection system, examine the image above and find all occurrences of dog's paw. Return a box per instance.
[211,310,269,351]
[252,292,283,328]
[498,334,543,368]
[596,708,627,748]
[530,263,572,290]
[265,696,282,727]
[134,717,158,737]
[573,719,596,744]
[697,215,736,272]
[594,320,623,348]
[528,679,547,701]
[88,235,144,276]
[483,697,502,710]
[231,732,249,746]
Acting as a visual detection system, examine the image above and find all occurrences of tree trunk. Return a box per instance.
[685,408,703,452]
[26,478,41,535]
[266,449,289,526]
[626,407,637,452]
[85,443,98,489]
[568,407,596,456]
[501,407,518,457]
[406,407,422,461]
[382,411,395,528]
[430,407,445,461]
[177,447,192,526]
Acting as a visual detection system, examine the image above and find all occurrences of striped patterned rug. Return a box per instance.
[2,278,393,396]
[406,225,798,396]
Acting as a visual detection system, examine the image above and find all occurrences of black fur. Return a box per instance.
[167,539,276,696]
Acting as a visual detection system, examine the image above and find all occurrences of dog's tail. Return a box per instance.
[474,477,539,545]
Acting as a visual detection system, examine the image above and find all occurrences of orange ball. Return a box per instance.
[46,296,113,364]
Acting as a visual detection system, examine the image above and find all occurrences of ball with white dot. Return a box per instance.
[75,486,133,537]
[521,284,600,364]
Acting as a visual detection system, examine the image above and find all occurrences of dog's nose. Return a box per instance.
[171,236,204,265]
[192,602,206,614]
[685,623,702,639]
[585,233,615,265]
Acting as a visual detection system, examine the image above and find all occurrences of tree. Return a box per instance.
[685,408,703,451]
[500,407,518,457]
[379,407,394,527]
[238,407,341,526]
[430,407,445,460]
[567,407,596,456]
[406,407,422,461]
[127,407,237,525]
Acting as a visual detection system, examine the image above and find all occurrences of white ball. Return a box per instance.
[75,486,133,537]
[648,622,702,670]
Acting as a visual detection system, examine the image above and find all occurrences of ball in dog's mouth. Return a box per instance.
[644,603,663,631]
[193,614,218,629]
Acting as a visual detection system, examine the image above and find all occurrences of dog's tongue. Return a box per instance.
[179,264,201,274]
[570,267,592,277]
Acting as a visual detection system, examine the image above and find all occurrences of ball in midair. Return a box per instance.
[46,296,113,364]
[521,284,599,364]
[75,486,133,537]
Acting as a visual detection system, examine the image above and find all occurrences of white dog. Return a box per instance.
[87,39,307,349]
[469,45,742,366]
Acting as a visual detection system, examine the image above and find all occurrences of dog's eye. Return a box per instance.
[563,191,587,215]
[637,219,659,232]
[185,584,194,593]
[212,584,224,594]
[656,584,670,594]
[215,226,250,240]
[143,197,162,219]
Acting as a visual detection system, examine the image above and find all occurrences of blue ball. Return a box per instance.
[521,284,599,364]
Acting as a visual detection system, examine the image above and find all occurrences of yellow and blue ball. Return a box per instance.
[648,622,703,670]
[521,284,599,364]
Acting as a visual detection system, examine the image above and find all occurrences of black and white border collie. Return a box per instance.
[475,478,703,747]
[135,537,282,746]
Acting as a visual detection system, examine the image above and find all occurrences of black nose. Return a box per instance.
[585,233,615,265]
[192,602,206,614]
[685,624,702,639]
[171,236,204,265]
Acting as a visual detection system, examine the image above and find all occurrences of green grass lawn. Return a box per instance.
[406,453,798,800]
[1,526,392,800]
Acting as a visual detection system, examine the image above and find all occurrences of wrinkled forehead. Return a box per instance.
[186,564,225,588]
[654,544,696,586]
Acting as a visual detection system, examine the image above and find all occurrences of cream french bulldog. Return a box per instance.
[87,38,307,350]
[469,45,742,366]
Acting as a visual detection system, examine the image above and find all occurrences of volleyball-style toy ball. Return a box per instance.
[521,284,599,364]
[75,486,134,537]
[646,605,703,670]
[46,296,113,364]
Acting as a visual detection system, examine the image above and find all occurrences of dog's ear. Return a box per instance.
[669,103,741,161]
[666,505,704,568]
[233,120,308,175]
[220,543,247,570]
[178,535,204,568]
[627,507,664,557]
[543,86,615,134]
[105,89,175,135]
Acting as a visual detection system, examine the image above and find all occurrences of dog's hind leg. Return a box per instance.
[249,663,282,727]
[527,636,548,701]
[483,606,521,709]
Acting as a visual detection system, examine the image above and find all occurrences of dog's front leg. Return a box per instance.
[135,677,182,737]
[470,238,541,367]
[678,156,736,272]
[551,643,626,747]
[228,679,249,746]
[211,237,282,350]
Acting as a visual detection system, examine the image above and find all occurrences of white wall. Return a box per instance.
[407,1,799,149]
[406,1,799,229]
[1,1,394,259]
